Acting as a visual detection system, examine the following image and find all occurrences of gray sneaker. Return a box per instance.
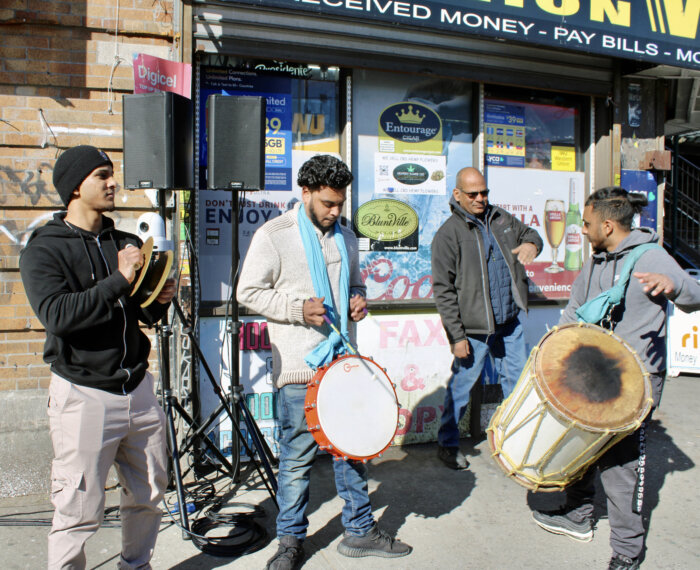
[437,445,470,470]
[266,535,304,570]
[532,508,593,542]
[608,554,640,570]
[337,524,412,558]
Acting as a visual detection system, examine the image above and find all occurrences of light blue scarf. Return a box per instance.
[576,243,661,325]
[298,204,350,369]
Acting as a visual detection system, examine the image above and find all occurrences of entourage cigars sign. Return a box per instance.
[226,0,700,70]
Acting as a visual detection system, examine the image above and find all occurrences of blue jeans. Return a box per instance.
[276,384,374,540]
[438,318,527,448]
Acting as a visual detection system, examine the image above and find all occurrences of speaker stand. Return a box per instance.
[170,296,278,507]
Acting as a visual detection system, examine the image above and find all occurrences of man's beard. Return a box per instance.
[308,205,333,233]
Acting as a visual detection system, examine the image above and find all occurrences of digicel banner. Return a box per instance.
[225,0,700,70]
[133,54,192,98]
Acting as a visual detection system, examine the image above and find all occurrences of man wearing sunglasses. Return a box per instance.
[431,166,543,470]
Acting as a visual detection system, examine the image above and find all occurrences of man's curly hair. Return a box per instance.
[297,155,353,191]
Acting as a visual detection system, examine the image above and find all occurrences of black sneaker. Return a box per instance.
[437,445,470,470]
[531,507,593,542]
[266,535,304,570]
[608,554,640,570]
[337,524,412,558]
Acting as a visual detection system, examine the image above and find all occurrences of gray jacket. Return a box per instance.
[560,228,700,383]
[432,197,543,342]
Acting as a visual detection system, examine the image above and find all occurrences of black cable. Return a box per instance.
[190,516,267,557]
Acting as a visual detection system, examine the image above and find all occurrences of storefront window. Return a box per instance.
[352,70,474,306]
[196,59,341,304]
[484,86,587,301]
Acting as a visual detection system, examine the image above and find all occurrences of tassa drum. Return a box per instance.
[305,355,400,462]
[487,322,652,491]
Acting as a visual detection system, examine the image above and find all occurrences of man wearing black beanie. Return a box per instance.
[19,145,176,569]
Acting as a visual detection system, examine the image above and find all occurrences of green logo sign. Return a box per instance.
[354,199,419,242]
[392,163,429,185]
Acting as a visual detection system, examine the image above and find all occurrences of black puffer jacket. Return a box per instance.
[19,212,168,394]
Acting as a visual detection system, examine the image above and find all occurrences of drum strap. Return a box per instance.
[632,421,647,514]
[298,204,350,369]
[575,243,662,327]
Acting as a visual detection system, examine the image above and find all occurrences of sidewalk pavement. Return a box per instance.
[1,374,698,569]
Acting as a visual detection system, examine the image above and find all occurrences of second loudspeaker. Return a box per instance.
[207,95,265,191]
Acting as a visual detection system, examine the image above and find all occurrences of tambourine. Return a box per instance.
[130,237,173,308]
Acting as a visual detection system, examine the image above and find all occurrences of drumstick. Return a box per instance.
[321,313,358,355]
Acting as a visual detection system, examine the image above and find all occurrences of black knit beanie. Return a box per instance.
[53,145,113,206]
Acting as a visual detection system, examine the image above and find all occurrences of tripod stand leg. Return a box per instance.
[170,398,236,477]
[164,393,190,538]
[237,393,278,468]
[226,403,279,509]
[236,396,278,493]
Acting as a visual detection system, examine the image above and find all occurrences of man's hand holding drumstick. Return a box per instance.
[118,243,144,284]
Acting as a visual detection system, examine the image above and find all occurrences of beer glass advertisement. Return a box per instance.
[197,64,340,303]
[352,70,474,305]
[487,167,584,300]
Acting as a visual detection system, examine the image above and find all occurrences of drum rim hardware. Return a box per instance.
[304,354,401,463]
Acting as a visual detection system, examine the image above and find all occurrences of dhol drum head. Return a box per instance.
[533,323,649,431]
[305,355,399,461]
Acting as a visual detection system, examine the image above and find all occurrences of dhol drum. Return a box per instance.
[305,354,400,462]
[487,322,653,491]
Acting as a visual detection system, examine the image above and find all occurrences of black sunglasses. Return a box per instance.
[458,188,490,199]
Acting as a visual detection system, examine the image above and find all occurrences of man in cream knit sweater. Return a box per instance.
[237,155,411,570]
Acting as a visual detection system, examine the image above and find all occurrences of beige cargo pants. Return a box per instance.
[47,372,168,570]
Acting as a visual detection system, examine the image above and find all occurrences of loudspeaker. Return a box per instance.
[207,95,265,191]
[123,92,193,190]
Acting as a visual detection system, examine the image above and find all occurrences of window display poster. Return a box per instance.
[487,167,584,300]
[198,316,279,459]
[197,65,340,303]
[620,170,658,231]
[353,70,473,304]
[485,97,579,172]
[199,312,524,456]
[484,103,526,168]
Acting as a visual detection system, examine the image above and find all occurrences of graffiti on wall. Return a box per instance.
[0,163,59,207]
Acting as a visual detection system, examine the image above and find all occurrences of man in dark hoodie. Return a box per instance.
[531,187,700,570]
[431,166,543,470]
[19,145,176,569]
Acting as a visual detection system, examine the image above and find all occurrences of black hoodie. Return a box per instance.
[19,212,169,394]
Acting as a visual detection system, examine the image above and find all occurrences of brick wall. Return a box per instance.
[0,1,177,393]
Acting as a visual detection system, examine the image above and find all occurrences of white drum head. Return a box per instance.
[315,357,398,458]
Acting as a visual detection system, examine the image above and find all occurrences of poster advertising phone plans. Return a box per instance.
[198,65,340,303]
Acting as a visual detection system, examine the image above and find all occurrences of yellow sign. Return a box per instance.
[551,146,576,171]
[265,136,286,156]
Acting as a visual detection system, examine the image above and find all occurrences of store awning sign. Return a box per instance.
[229,0,700,70]
[133,54,192,98]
